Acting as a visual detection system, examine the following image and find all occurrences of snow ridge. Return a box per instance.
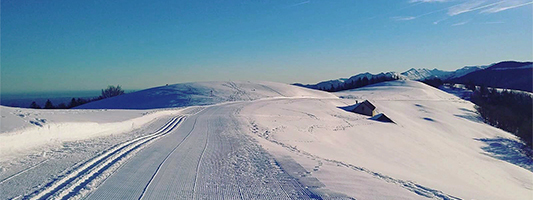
[25,116,186,200]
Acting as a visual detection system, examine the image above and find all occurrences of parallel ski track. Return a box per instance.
[191,117,209,200]
[25,116,185,200]
[137,116,199,200]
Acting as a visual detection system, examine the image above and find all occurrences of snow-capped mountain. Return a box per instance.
[401,65,488,81]
[296,65,488,91]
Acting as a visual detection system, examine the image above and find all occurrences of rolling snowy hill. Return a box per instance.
[77,81,333,109]
[243,80,532,199]
[0,80,531,200]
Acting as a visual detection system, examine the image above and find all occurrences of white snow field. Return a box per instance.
[1,80,531,199]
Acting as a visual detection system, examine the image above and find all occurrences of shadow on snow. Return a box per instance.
[475,137,533,172]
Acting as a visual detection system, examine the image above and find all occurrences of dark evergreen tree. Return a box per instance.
[355,78,362,88]
[465,81,476,91]
[361,77,369,86]
[68,98,78,108]
[44,99,54,109]
[369,77,375,85]
[77,98,88,105]
[471,87,533,152]
[29,101,41,109]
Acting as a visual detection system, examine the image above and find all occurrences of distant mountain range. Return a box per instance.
[400,65,488,81]
[450,61,533,92]
[293,72,400,91]
[295,61,532,92]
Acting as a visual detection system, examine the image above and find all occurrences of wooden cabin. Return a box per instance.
[352,100,376,116]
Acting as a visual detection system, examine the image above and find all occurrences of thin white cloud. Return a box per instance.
[451,20,470,26]
[433,17,449,24]
[284,0,311,8]
[413,0,532,15]
[416,6,449,17]
[448,1,504,16]
[404,0,530,26]
[391,16,417,21]
[481,1,533,13]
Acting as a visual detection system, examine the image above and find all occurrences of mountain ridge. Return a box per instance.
[450,61,533,92]
[294,61,531,92]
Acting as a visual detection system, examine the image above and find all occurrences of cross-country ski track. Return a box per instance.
[85,104,324,200]
[24,116,186,200]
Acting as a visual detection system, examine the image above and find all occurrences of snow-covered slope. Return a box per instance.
[1,80,531,200]
[1,81,333,158]
[0,81,338,200]
[77,81,334,109]
[241,80,532,200]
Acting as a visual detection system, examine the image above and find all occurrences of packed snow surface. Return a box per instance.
[1,80,531,200]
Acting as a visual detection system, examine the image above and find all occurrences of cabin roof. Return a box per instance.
[354,100,376,110]
[371,113,394,123]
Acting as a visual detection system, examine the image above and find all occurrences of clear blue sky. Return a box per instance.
[2,0,532,93]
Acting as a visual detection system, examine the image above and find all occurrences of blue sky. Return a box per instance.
[2,0,532,93]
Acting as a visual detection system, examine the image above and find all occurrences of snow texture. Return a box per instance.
[1,80,531,200]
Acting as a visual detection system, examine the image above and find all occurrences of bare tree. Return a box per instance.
[100,85,125,99]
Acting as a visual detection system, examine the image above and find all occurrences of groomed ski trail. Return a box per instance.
[25,116,186,200]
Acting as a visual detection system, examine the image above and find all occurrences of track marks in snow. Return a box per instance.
[0,159,49,185]
[191,117,209,200]
[137,117,198,200]
[81,105,336,199]
[135,105,326,199]
[24,116,185,200]
[250,121,462,200]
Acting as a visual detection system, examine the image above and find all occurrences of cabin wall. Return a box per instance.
[353,105,373,116]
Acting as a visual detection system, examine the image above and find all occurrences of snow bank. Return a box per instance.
[0,108,182,161]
